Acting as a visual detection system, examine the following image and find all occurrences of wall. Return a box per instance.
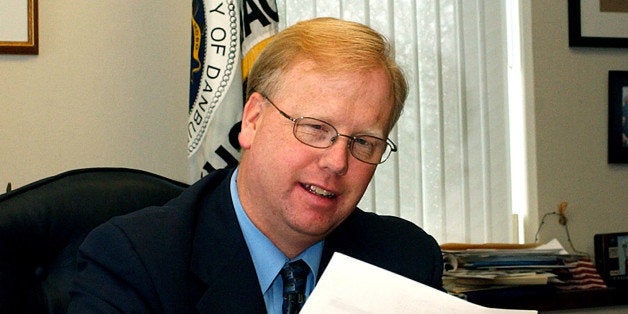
[1,2,627,259]
[530,1,628,258]
[0,2,190,187]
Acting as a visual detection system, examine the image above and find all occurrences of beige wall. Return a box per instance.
[0,2,191,187]
[530,1,628,257]
[0,2,627,258]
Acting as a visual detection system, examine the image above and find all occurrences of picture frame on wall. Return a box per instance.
[0,0,38,54]
[568,0,628,48]
[608,71,628,164]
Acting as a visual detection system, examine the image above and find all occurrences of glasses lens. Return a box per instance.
[351,136,391,164]
[294,117,337,148]
[293,117,395,164]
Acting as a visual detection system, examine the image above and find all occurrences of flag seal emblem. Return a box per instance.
[188,0,240,155]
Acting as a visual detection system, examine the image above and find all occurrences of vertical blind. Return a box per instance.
[276,0,514,244]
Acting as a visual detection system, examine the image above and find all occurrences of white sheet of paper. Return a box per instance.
[534,238,569,255]
[301,253,537,314]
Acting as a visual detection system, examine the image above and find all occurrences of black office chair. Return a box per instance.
[0,168,189,314]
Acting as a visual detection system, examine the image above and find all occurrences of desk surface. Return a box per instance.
[464,286,627,311]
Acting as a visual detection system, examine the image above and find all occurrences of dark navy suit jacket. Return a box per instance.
[68,168,443,313]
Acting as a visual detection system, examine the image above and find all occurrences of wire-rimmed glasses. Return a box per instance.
[260,93,397,165]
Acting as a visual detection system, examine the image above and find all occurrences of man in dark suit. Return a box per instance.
[68,17,442,313]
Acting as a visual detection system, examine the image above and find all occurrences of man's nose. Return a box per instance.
[319,135,351,175]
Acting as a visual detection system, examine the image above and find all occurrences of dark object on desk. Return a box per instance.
[465,285,627,311]
[0,168,188,314]
[595,232,628,287]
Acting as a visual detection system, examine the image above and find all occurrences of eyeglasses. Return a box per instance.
[259,93,397,165]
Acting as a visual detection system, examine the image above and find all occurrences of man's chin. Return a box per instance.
[292,216,344,239]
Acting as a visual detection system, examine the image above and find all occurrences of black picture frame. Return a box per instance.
[608,71,628,164]
[568,0,628,48]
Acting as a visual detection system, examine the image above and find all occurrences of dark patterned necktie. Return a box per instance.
[280,259,310,314]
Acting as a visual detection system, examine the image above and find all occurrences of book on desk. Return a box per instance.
[440,239,626,311]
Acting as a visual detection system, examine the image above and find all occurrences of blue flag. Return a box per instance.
[189,0,278,181]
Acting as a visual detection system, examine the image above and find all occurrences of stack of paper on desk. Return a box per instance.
[441,239,582,293]
[301,253,536,314]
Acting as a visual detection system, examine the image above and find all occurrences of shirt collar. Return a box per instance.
[230,168,323,294]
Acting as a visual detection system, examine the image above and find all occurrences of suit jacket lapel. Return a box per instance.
[188,170,267,313]
[319,209,371,280]
[318,213,357,279]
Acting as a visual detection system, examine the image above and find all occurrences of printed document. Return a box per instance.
[301,253,536,314]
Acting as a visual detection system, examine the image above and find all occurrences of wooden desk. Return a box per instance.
[463,286,627,311]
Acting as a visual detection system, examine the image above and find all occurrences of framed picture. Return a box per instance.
[0,0,38,54]
[608,71,628,164]
[568,0,628,48]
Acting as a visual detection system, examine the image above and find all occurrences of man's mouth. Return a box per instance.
[303,184,336,199]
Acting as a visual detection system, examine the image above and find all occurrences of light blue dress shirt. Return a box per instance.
[230,169,323,313]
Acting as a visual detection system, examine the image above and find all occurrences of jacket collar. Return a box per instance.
[188,169,267,313]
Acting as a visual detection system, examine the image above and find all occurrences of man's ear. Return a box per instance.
[238,92,265,150]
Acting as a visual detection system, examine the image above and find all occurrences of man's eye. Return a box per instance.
[308,124,325,131]
[353,137,372,147]
[302,123,327,133]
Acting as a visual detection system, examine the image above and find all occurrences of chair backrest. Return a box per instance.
[0,168,189,314]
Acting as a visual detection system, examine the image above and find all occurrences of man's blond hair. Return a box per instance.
[246,17,407,135]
